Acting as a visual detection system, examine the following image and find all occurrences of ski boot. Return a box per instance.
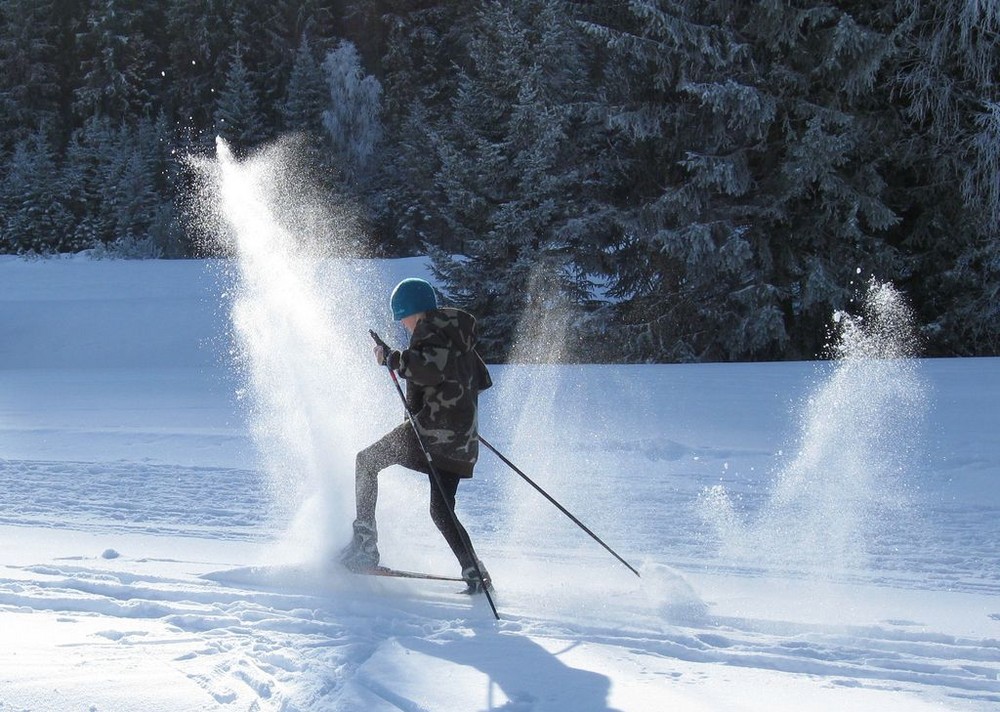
[460,561,494,596]
[339,520,380,572]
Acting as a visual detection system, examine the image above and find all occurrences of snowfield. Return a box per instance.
[0,256,997,711]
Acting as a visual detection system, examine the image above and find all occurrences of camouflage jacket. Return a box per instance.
[389,308,492,477]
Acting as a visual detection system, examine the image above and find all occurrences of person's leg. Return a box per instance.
[342,423,424,570]
[428,471,490,592]
[354,423,425,524]
[428,471,475,568]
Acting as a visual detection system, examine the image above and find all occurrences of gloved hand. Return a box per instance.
[373,344,401,370]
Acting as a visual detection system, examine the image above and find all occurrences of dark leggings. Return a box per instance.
[355,423,479,570]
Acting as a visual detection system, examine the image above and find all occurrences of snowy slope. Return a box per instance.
[0,256,998,711]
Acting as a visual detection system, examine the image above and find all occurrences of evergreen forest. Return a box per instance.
[1,0,998,362]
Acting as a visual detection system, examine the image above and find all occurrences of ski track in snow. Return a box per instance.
[0,458,268,539]
[3,552,999,710]
[0,457,998,710]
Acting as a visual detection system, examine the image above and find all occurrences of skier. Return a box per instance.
[339,277,495,594]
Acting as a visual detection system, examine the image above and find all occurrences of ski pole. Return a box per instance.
[478,435,641,578]
[369,330,500,620]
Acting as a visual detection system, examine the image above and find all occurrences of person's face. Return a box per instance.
[401,313,423,333]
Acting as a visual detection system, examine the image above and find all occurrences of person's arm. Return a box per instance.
[393,329,450,387]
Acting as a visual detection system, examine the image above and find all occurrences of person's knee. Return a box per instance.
[356,450,376,478]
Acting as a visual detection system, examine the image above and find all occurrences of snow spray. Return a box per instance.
[700,280,927,579]
[493,268,574,552]
[192,137,395,563]
[486,263,627,603]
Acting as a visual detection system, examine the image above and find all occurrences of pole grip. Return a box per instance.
[369,329,390,351]
[369,329,396,374]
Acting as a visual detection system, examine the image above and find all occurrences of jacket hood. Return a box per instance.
[417,308,478,354]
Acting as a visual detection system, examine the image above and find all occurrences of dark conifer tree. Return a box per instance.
[282,35,328,134]
[104,117,174,253]
[61,115,116,248]
[0,0,69,151]
[352,0,477,254]
[0,129,75,252]
[580,1,775,361]
[164,0,233,143]
[886,0,1000,354]
[427,0,593,361]
[261,0,339,123]
[214,44,268,155]
[74,0,159,122]
[581,1,901,361]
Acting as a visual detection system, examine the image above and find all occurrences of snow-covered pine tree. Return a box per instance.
[281,35,328,134]
[321,40,383,184]
[580,1,777,361]
[214,43,268,155]
[59,115,175,255]
[888,0,1000,354]
[358,0,475,254]
[73,0,158,123]
[164,0,232,140]
[0,129,74,253]
[0,0,76,151]
[260,1,336,124]
[425,0,594,361]
[102,116,179,257]
[61,115,116,249]
[583,1,902,361]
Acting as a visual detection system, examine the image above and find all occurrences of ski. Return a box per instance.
[356,565,464,582]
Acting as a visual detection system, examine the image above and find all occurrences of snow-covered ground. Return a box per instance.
[0,255,997,711]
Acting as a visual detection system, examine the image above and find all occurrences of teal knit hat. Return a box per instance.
[390,278,437,320]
